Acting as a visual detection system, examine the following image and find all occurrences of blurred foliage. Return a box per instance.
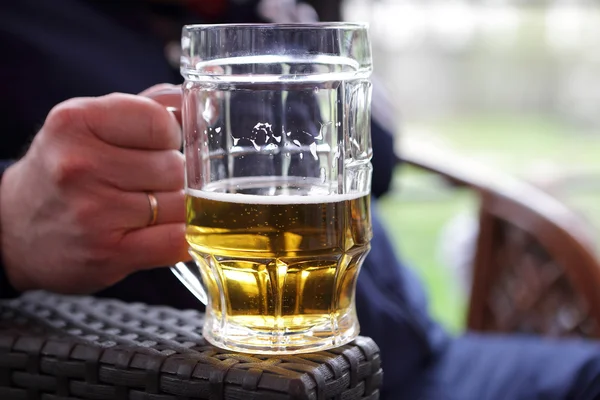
[379,113,600,333]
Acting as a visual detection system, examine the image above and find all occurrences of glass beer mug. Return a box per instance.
[171,23,373,354]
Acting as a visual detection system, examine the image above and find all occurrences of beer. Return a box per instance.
[185,177,372,352]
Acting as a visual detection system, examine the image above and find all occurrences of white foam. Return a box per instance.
[186,187,367,205]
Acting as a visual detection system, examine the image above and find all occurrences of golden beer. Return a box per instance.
[185,177,372,353]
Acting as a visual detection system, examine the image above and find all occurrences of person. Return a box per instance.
[1,1,600,399]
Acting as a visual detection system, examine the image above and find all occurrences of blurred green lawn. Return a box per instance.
[377,113,600,333]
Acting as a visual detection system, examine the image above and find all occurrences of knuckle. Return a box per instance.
[66,235,116,284]
[50,154,92,186]
[46,99,85,133]
[163,151,185,178]
[149,104,180,149]
[45,97,105,142]
[102,92,131,105]
[82,251,111,273]
[86,249,114,273]
[103,92,123,99]
[80,235,117,271]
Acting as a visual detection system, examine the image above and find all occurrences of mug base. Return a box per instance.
[202,312,359,354]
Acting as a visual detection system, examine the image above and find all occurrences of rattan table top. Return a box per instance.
[0,291,382,400]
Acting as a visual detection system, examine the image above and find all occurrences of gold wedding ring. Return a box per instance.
[146,192,158,226]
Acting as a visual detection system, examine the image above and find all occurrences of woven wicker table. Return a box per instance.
[0,291,382,399]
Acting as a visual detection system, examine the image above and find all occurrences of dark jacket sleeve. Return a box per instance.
[370,114,396,198]
[356,203,450,397]
[0,161,22,299]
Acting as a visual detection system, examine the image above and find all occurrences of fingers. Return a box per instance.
[47,93,182,150]
[118,224,191,272]
[142,190,186,226]
[140,84,183,124]
[99,147,184,192]
[139,84,182,108]
[118,190,186,229]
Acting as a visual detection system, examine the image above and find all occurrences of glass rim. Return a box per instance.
[182,22,369,31]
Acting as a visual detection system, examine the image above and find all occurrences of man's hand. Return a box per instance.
[0,85,189,293]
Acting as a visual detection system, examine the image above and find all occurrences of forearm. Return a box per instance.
[0,160,22,298]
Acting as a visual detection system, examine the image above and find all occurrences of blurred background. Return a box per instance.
[337,0,600,333]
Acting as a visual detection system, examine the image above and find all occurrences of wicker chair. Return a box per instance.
[397,142,600,338]
[0,291,382,399]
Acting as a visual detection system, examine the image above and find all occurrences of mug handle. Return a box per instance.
[171,261,208,305]
[143,85,210,306]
